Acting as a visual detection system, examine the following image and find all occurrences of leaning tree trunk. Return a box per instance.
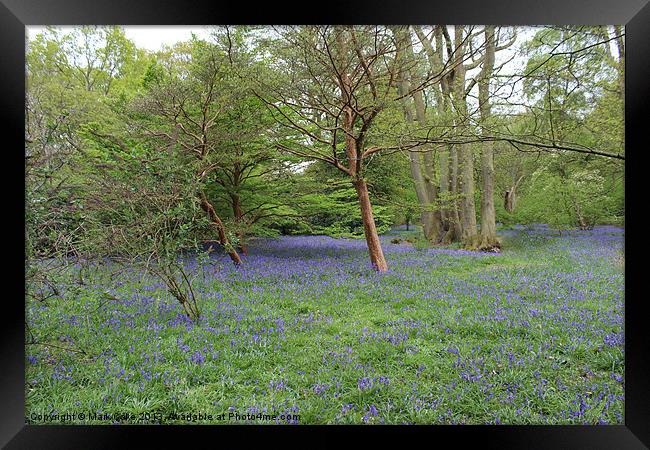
[335,27,388,272]
[353,178,388,272]
[199,191,242,265]
[613,25,625,106]
[397,78,435,241]
[613,25,625,153]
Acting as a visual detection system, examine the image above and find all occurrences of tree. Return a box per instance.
[392,26,444,243]
[25,26,147,305]
[199,28,293,254]
[78,138,207,320]
[477,26,499,250]
[134,38,246,265]
[255,26,411,271]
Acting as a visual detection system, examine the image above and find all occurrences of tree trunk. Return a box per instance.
[404,28,443,242]
[504,189,516,213]
[401,96,437,242]
[199,191,242,265]
[613,25,625,152]
[459,143,478,242]
[479,140,498,250]
[439,144,458,244]
[504,175,523,213]
[435,27,460,244]
[353,178,388,272]
[478,26,500,251]
[393,26,441,243]
[335,28,388,272]
[452,26,478,245]
[449,144,464,240]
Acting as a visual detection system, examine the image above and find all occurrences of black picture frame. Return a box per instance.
[2,0,648,447]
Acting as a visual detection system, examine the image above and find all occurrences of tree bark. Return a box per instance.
[353,178,388,272]
[459,143,477,242]
[199,191,242,265]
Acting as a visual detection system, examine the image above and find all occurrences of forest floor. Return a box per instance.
[25,225,624,424]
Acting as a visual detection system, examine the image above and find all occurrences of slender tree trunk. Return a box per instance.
[396,73,436,241]
[409,150,437,242]
[439,144,456,244]
[613,25,625,153]
[353,178,388,272]
[199,191,242,265]
[393,26,440,243]
[437,27,460,244]
[396,71,434,240]
[449,144,464,240]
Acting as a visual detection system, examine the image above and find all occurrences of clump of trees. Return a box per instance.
[26,25,625,312]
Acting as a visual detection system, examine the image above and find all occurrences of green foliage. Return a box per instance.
[502,165,622,230]
[300,184,392,238]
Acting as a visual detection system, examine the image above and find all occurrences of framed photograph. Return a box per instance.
[3,0,648,447]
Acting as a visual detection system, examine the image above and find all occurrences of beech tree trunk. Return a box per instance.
[459,142,478,242]
[394,46,436,240]
[434,27,461,243]
[199,191,242,265]
[404,29,443,242]
[478,26,499,251]
[613,25,625,152]
[452,26,478,244]
[429,25,465,243]
[393,26,444,243]
[353,178,388,272]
